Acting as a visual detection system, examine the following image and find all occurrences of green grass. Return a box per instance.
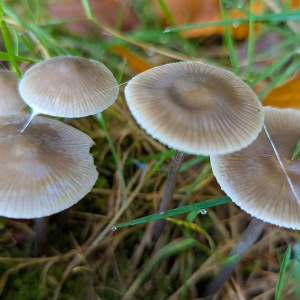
[275,245,292,300]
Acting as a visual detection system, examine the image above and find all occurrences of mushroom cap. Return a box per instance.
[0,114,98,218]
[124,62,263,155]
[0,70,27,115]
[19,56,119,118]
[211,107,300,229]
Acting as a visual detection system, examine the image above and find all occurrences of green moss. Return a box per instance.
[1,266,44,300]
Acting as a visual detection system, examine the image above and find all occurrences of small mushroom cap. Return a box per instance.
[124,62,263,155]
[0,70,27,115]
[19,56,119,118]
[211,107,300,229]
[0,114,98,218]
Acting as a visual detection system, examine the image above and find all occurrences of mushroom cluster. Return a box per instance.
[0,56,119,219]
[124,61,300,231]
[124,61,266,238]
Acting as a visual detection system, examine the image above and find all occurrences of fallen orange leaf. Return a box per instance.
[110,45,153,73]
[281,0,300,9]
[154,0,264,39]
[262,71,300,109]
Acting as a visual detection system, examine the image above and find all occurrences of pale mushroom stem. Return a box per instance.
[152,150,184,241]
[20,113,38,134]
[32,217,49,257]
[204,218,265,296]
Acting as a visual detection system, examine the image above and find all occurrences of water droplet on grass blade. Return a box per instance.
[160,211,166,215]
[111,226,117,232]
[200,209,207,215]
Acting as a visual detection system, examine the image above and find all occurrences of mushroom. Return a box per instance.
[19,56,119,118]
[0,70,27,114]
[210,106,300,229]
[124,61,264,239]
[0,114,98,219]
[124,61,263,156]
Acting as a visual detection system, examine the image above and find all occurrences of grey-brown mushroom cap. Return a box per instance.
[19,56,119,118]
[211,107,300,229]
[0,70,27,115]
[124,62,264,155]
[0,114,98,218]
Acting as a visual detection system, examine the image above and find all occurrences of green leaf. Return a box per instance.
[218,0,239,75]
[114,196,231,229]
[0,0,3,19]
[275,244,292,300]
[157,0,175,26]
[81,0,94,20]
[246,0,255,81]
[292,139,300,160]
[292,244,300,299]
[0,51,37,62]
[0,20,21,78]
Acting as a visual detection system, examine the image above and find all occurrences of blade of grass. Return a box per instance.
[3,4,67,56]
[116,58,127,84]
[292,139,300,160]
[218,0,239,75]
[147,149,175,178]
[292,243,300,299]
[246,0,255,80]
[168,218,215,250]
[19,33,38,58]
[0,0,3,19]
[1,20,21,77]
[124,238,197,299]
[24,0,37,23]
[81,0,94,21]
[114,196,231,229]
[96,113,127,205]
[181,250,193,300]
[0,51,37,62]
[164,10,300,33]
[157,0,175,26]
[275,244,292,300]
[257,55,300,98]
[179,156,207,172]
[251,50,294,88]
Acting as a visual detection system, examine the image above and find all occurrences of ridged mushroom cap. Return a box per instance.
[211,107,300,229]
[19,56,119,118]
[0,70,27,115]
[0,114,98,218]
[124,62,264,155]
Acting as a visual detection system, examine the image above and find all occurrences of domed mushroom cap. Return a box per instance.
[124,62,263,155]
[0,114,98,218]
[211,107,300,229]
[19,56,119,118]
[0,70,27,115]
